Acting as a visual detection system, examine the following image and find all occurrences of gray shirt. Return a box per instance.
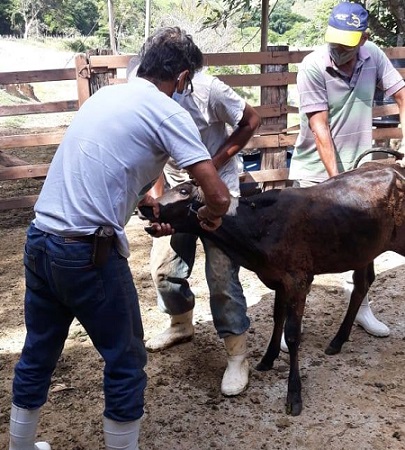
[289,41,405,182]
[166,71,245,195]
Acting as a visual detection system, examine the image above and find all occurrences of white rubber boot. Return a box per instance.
[221,334,249,396]
[103,416,141,450]
[145,310,194,352]
[354,296,390,337]
[343,281,390,337]
[280,322,304,353]
[9,404,51,450]
[280,331,288,353]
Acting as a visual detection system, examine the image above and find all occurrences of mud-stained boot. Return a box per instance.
[343,281,390,337]
[103,416,141,450]
[221,333,249,396]
[9,404,51,450]
[145,310,194,352]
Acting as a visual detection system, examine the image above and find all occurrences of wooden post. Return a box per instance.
[260,45,289,190]
[87,49,114,96]
[108,0,118,54]
[75,53,91,107]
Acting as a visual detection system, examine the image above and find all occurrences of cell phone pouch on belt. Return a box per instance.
[92,226,115,268]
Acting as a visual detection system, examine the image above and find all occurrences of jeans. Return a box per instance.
[13,224,147,422]
[150,234,250,337]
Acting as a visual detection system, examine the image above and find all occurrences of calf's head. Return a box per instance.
[139,181,205,234]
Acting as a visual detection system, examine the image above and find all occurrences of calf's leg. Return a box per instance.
[326,264,374,355]
[256,289,286,371]
[284,293,306,416]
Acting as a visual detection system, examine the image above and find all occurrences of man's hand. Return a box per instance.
[396,138,405,167]
[138,195,175,236]
[145,222,175,237]
[138,194,160,219]
[197,205,223,231]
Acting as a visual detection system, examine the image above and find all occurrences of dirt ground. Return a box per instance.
[1,186,405,449]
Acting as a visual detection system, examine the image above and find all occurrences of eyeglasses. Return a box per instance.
[175,73,194,95]
[186,75,194,94]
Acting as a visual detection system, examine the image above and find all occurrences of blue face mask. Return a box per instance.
[172,91,191,103]
[328,44,359,66]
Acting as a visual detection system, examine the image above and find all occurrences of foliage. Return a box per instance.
[64,36,104,52]
[292,0,337,47]
[0,0,403,49]
[196,0,263,30]
[197,0,404,48]
[365,0,404,46]
[43,0,100,37]
[242,0,308,35]
[94,0,147,52]
[0,0,12,35]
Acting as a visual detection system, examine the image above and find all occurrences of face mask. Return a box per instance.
[328,44,358,66]
[172,91,191,103]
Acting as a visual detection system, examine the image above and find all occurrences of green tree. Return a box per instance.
[365,0,405,46]
[199,0,405,47]
[42,0,100,36]
[95,0,146,51]
[0,0,12,35]
[9,0,52,38]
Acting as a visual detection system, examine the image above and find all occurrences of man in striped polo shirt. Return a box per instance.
[288,1,405,349]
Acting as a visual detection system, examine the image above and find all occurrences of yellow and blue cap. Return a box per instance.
[325,2,368,47]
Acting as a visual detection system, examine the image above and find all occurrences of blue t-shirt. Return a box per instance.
[34,78,211,257]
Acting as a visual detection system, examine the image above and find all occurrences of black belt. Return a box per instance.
[63,235,94,243]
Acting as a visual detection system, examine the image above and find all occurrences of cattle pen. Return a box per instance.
[2,42,405,450]
[0,46,404,211]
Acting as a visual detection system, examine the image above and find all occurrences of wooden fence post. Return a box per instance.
[75,53,91,107]
[87,49,114,95]
[260,45,289,190]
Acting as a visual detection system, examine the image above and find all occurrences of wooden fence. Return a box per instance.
[0,46,404,210]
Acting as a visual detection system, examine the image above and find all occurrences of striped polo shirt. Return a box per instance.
[289,41,405,183]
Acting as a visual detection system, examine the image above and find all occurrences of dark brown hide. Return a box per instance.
[139,162,405,416]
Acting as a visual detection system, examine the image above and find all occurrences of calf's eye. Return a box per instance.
[179,189,189,196]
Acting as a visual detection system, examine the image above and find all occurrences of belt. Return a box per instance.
[63,235,94,243]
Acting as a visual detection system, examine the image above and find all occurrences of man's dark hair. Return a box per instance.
[136,27,203,82]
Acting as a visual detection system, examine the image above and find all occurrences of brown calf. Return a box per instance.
[139,162,405,416]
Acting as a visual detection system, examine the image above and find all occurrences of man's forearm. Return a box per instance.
[187,160,230,217]
[308,111,339,177]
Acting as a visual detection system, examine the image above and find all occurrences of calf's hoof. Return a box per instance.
[255,360,273,371]
[325,339,342,355]
[285,396,302,416]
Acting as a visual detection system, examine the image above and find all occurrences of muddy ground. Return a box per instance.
[0,170,405,450]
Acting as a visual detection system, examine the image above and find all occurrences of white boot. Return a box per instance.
[103,416,141,450]
[221,334,249,396]
[280,322,304,353]
[9,404,51,450]
[354,296,390,337]
[145,310,194,352]
[343,280,390,337]
[280,332,288,353]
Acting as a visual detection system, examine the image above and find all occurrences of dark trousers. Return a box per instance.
[13,224,147,422]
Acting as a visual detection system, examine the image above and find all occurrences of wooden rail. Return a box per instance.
[0,47,404,210]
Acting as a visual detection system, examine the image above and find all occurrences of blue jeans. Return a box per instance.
[13,224,147,422]
[150,234,250,337]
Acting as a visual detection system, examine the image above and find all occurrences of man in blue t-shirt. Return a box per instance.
[8,39,230,450]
